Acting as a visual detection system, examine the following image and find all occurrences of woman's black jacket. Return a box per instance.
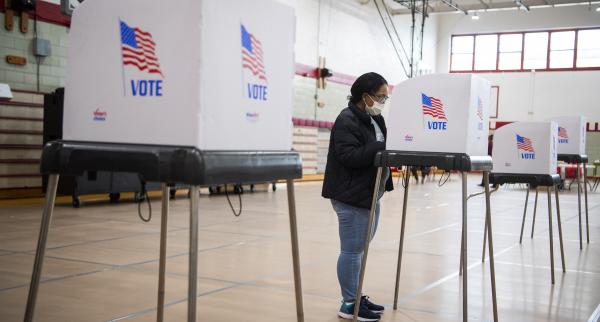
[322,102,393,209]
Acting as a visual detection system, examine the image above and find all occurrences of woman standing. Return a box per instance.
[322,72,393,321]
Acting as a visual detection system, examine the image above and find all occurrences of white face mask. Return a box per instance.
[365,95,384,116]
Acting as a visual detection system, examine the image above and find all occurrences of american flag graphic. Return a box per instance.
[241,24,266,82]
[516,134,534,152]
[477,97,483,120]
[120,20,163,76]
[421,93,447,120]
[558,127,568,138]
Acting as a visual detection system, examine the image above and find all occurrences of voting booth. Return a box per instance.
[489,121,565,284]
[63,0,294,150]
[387,73,490,156]
[25,1,304,322]
[353,74,498,322]
[550,116,590,249]
[492,122,558,176]
[551,116,587,156]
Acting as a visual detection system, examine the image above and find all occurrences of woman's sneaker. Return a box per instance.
[338,300,380,321]
[361,295,385,314]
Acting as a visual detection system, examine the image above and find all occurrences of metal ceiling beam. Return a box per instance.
[478,0,491,9]
[440,0,469,14]
[515,0,531,10]
[390,0,424,14]
[390,0,592,14]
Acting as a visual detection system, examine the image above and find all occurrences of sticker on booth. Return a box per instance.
[241,24,268,102]
[93,108,107,121]
[119,20,164,97]
[558,126,569,144]
[516,134,535,159]
[421,93,447,131]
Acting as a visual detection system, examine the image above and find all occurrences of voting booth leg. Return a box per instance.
[483,171,499,322]
[583,162,589,244]
[352,167,383,322]
[460,228,464,275]
[24,174,59,322]
[393,170,411,310]
[482,172,489,262]
[530,189,539,239]
[286,179,305,321]
[188,186,200,322]
[519,186,531,244]
[546,187,556,284]
[481,215,487,263]
[554,185,566,273]
[577,163,583,250]
[461,172,468,322]
[157,183,170,322]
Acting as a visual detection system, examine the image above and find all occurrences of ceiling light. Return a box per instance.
[472,12,480,20]
[596,6,600,11]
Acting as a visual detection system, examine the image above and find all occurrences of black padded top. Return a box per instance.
[557,154,588,163]
[374,151,492,172]
[489,173,561,187]
[40,141,302,185]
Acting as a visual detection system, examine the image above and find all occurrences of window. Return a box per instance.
[523,32,548,70]
[474,35,498,70]
[499,34,522,70]
[450,27,600,73]
[577,29,600,68]
[549,31,575,68]
[451,36,474,71]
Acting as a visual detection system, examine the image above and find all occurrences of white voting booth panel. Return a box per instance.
[493,122,558,175]
[63,0,295,150]
[387,74,491,156]
[549,116,587,155]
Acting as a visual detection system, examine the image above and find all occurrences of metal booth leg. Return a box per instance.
[286,179,305,322]
[546,186,555,284]
[24,174,60,322]
[519,185,530,243]
[530,188,539,239]
[480,171,490,262]
[577,163,583,250]
[483,171,499,322]
[460,225,465,275]
[481,212,487,263]
[188,186,200,322]
[554,185,566,273]
[393,168,411,309]
[461,172,468,322]
[157,183,170,322]
[583,162,590,244]
[352,167,383,322]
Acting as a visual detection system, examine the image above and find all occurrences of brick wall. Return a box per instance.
[293,76,352,122]
[0,14,67,92]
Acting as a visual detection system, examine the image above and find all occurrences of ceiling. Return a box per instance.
[386,0,597,15]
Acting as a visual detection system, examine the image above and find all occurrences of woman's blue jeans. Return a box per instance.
[331,199,380,302]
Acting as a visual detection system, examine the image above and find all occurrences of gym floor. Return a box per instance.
[0,174,599,321]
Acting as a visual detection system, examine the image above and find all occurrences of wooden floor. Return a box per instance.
[0,174,599,321]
